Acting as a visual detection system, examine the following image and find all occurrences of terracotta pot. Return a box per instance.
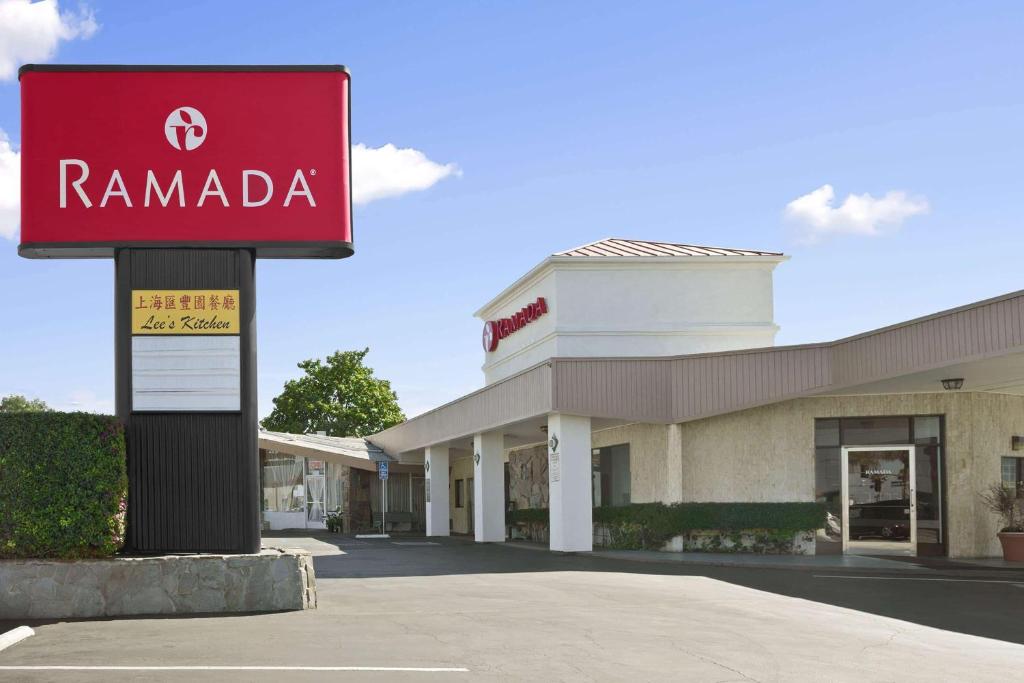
[997,532,1024,562]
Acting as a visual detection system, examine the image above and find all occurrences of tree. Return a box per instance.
[261,349,405,437]
[0,395,50,413]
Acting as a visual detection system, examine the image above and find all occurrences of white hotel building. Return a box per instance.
[263,238,1024,559]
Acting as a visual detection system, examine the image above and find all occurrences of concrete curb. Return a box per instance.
[587,550,1024,579]
[0,626,34,653]
[502,540,1024,578]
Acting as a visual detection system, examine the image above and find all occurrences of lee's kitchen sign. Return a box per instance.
[482,296,548,352]
[132,290,240,334]
[18,65,352,258]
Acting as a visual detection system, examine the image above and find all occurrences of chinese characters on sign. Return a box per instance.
[131,290,241,334]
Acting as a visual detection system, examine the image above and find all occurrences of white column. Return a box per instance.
[548,413,593,552]
[473,431,506,542]
[424,446,450,536]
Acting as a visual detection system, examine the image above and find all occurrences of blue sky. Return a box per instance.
[0,1,1022,417]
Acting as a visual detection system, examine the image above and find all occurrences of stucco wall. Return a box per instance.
[676,392,1024,558]
[950,392,1024,558]
[480,259,782,385]
[460,391,1021,556]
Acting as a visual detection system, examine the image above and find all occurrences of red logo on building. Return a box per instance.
[482,297,548,352]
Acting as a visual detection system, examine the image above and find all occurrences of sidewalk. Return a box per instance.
[505,539,1024,577]
[591,548,926,571]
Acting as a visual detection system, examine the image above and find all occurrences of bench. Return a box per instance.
[373,511,416,533]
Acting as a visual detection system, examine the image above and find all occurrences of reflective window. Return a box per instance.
[815,419,840,447]
[325,462,345,514]
[1002,457,1024,497]
[262,452,304,512]
[592,444,631,507]
[814,415,945,552]
[916,444,942,543]
[842,417,909,445]
[914,416,941,444]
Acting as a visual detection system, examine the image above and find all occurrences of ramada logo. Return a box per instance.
[57,108,317,210]
[482,297,548,352]
[164,107,207,151]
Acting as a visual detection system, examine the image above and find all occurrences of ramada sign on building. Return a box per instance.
[18,65,353,554]
[482,297,548,352]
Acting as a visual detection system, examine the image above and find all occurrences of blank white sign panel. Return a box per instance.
[132,336,241,411]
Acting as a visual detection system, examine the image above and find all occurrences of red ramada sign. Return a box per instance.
[482,297,548,352]
[18,65,352,258]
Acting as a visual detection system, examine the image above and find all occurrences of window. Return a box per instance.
[261,452,304,512]
[814,415,946,549]
[592,444,630,507]
[455,479,465,508]
[325,462,345,514]
[1002,457,1024,497]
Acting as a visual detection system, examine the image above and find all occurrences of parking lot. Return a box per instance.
[2,536,1024,681]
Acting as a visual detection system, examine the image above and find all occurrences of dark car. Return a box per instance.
[848,501,911,540]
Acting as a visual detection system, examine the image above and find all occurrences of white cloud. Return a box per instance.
[64,388,113,414]
[785,184,929,243]
[0,130,18,240]
[353,143,460,205]
[0,0,99,81]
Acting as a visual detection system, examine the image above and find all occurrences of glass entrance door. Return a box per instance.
[305,459,326,527]
[841,446,916,556]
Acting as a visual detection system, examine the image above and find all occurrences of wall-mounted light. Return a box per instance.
[941,378,964,391]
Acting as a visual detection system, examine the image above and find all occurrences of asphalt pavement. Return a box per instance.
[1,535,1023,682]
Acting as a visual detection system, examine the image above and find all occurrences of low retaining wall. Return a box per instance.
[512,523,814,554]
[0,547,316,619]
[659,530,815,555]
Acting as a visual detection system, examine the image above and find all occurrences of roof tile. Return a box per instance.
[555,238,783,258]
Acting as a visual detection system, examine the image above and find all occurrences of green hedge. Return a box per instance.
[0,412,127,558]
[508,502,825,550]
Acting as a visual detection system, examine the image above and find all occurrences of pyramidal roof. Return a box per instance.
[554,238,783,258]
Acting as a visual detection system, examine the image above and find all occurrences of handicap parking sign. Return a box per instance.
[378,460,389,480]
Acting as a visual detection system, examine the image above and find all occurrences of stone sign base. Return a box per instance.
[0,547,316,619]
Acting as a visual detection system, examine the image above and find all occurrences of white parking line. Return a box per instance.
[0,666,469,673]
[392,542,440,546]
[814,575,1024,585]
[0,627,34,653]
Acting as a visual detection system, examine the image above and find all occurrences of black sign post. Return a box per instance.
[116,249,260,554]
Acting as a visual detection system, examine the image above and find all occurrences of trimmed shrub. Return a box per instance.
[0,412,127,558]
[508,502,825,550]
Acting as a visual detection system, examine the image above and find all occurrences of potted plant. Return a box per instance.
[325,511,345,533]
[980,483,1024,561]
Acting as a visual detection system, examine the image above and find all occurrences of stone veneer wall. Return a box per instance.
[507,445,549,510]
[0,548,316,619]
